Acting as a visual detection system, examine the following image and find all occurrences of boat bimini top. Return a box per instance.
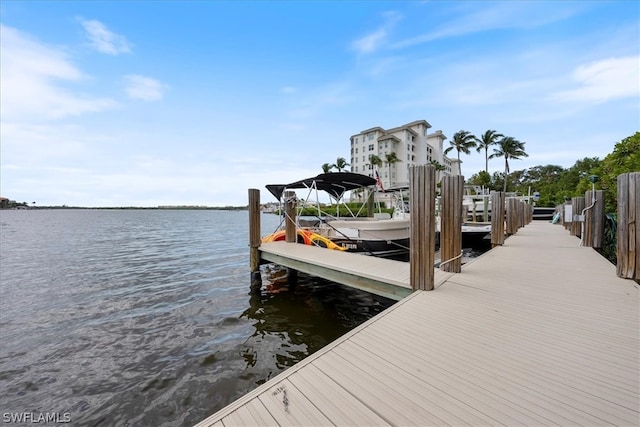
[266,172,376,201]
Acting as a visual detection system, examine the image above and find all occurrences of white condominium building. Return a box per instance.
[349,120,461,190]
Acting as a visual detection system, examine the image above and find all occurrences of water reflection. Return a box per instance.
[237,265,395,381]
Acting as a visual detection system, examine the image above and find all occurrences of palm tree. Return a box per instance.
[384,152,401,187]
[475,130,503,173]
[368,154,383,172]
[429,160,446,182]
[490,136,528,193]
[332,157,350,172]
[368,154,384,189]
[444,130,476,175]
[321,163,332,173]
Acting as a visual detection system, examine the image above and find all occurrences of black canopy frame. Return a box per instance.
[266,172,376,201]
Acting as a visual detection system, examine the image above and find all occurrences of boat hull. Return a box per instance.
[330,237,412,258]
[323,218,414,258]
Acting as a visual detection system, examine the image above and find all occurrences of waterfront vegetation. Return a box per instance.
[467,132,640,213]
[0,204,248,211]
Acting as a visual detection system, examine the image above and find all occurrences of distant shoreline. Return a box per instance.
[0,206,250,211]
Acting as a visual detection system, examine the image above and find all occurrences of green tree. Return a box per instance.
[518,164,566,206]
[369,154,383,172]
[444,130,477,175]
[593,132,640,212]
[491,171,505,194]
[508,169,528,193]
[565,157,602,198]
[490,136,528,193]
[331,157,350,172]
[321,163,332,173]
[475,130,503,173]
[429,160,447,182]
[467,170,492,190]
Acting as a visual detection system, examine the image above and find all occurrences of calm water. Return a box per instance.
[0,209,394,426]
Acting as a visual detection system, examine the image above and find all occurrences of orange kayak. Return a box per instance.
[261,229,347,251]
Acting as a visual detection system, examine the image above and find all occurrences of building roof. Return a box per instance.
[378,134,401,143]
[403,119,432,129]
[427,130,448,140]
[359,126,386,134]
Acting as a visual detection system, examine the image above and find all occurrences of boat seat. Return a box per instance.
[298,219,321,228]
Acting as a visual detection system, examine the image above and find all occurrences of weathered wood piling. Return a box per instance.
[248,189,262,291]
[491,191,505,247]
[409,165,436,290]
[617,172,639,281]
[582,189,605,248]
[570,196,585,237]
[284,191,297,243]
[440,175,464,273]
[505,198,518,236]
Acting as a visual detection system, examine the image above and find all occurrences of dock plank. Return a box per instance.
[289,364,390,426]
[313,350,449,425]
[196,222,639,427]
[360,307,638,425]
[256,378,332,426]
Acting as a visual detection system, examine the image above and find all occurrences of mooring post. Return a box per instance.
[410,165,436,291]
[367,189,375,217]
[284,191,297,243]
[563,201,572,231]
[506,198,516,236]
[616,172,639,280]
[592,190,605,248]
[283,190,298,284]
[616,172,640,280]
[491,191,505,247]
[483,195,490,222]
[571,196,585,238]
[583,190,605,248]
[248,188,262,292]
[441,175,464,273]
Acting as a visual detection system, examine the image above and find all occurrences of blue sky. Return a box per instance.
[1,1,638,207]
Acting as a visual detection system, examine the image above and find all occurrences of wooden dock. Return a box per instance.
[196,221,639,426]
[259,241,451,301]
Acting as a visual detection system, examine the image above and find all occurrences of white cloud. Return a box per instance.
[393,2,588,49]
[0,25,118,121]
[78,18,132,55]
[352,28,388,55]
[551,56,640,103]
[123,75,168,101]
[351,11,402,54]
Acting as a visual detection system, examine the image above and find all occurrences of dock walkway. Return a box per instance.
[196,222,639,426]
